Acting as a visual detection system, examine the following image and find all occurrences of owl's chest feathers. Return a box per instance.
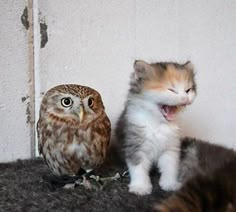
[126,99,180,154]
[42,122,103,173]
[44,120,91,146]
[43,117,106,157]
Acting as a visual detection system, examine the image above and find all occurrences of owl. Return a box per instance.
[37,84,111,178]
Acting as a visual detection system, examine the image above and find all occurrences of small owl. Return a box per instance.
[37,84,111,177]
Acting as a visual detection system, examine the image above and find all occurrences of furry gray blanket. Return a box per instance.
[0,152,168,212]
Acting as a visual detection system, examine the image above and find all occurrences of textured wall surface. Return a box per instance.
[38,0,236,149]
[0,0,31,162]
[1,0,236,162]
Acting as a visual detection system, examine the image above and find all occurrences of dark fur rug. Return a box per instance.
[0,151,168,212]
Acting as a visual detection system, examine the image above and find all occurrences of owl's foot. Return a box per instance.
[74,172,123,191]
[74,170,101,190]
[90,172,121,184]
[62,173,95,190]
[89,169,128,184]
[74,175,93,190]
[61,175,94,190]
[43,170,128,190]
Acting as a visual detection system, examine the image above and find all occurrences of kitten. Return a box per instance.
[115,60,197,195]
[179,137,236,183]
[153,137,236,211]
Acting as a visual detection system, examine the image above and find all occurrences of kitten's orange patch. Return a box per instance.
[143,82,165,91]
[143,64,193,91]
[164,65,191,85]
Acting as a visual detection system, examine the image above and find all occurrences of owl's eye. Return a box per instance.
[88,97,94,108]
[61,97,73,108]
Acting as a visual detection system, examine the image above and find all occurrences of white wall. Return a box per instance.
[1,0,236,161]
[0,0,32,162]
[38,0,236,149]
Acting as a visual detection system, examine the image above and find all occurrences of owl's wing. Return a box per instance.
[103,115,111,147]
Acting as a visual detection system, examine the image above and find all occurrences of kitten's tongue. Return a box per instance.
[161,105,178,121]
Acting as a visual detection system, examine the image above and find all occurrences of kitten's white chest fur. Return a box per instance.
[127,98,180,158]
[126,98,181,195]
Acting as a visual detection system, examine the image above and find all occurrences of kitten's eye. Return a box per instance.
[185,88,191,93]
[168,88,177,94]
[88,97,94,108]
[61,97,73,108]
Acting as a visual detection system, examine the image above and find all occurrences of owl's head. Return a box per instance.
[40,84,105,125]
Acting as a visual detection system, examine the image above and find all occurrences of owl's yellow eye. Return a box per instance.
[61,97,73,108]
[88,97,94,108]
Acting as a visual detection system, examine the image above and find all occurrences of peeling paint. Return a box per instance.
[21,7,29,30]
[26,102,31,124]
[22,96,31,124]
[21,96,29,103]
[40,22,48,48]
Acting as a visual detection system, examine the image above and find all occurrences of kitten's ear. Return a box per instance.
[183,61,194,71]
[134,60,152,81]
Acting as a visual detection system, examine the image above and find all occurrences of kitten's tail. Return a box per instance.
[152,160,236,212]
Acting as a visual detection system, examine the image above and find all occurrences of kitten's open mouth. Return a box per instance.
[160,105,184,121]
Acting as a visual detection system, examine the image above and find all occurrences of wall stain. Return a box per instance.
[26,102,31,124]
[40,22,48,48]
[21,96,30,124]
[21,96,29,103]
[21,7,29,30]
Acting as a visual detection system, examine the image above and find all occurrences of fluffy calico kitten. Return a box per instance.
[116,60,196,195]
[153,137,236,211]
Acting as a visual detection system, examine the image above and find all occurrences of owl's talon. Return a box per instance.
[75,176,93,190]
[82,176,93,190]
[94,172,121,184]
[89,175,100,181]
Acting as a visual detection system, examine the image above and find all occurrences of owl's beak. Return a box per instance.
[78,105,84,123]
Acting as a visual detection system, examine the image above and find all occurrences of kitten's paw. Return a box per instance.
[159,178,181,191]
[128,182,152,195]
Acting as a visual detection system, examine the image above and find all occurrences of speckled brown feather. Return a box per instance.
[37,84,111,176]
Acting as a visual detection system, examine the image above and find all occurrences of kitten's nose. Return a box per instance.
[181,96,188,104]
